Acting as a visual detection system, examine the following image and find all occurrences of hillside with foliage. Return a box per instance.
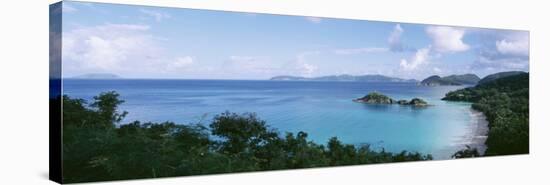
[420,74,480,86]
[477,71,526,85]
[60,91,432,183]
[443,73,529,156]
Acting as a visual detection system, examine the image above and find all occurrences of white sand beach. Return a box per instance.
[465,108,489,155]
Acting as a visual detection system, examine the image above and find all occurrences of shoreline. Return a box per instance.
[464,108,489,155]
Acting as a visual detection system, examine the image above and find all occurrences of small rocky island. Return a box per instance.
[353,92,429,106]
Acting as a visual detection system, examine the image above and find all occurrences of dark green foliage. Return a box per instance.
[279,132,329,168]
[477,71,526,84]
[406,98,428,106]
[443,73,529,156]
[420,74,480,86]
[355,92,428,106]
[354,92,394,104]
[210,112,275,155]
[442,74,480,85]
[91,91,128,126]
[420,75,461,86]
[452,146,480,158]
[62,92,432,183]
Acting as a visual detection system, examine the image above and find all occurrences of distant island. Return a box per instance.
[353,92,428,106]
[420,74,480,86]
[70,73,121,79]
[419,71,528,86]
[270,74,417,82]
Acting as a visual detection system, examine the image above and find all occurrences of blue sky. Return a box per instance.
[58,1,529,80]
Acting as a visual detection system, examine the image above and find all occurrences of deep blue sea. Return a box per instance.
[63,79,477,159]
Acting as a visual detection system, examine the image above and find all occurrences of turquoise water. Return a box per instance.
[63,79,475,159]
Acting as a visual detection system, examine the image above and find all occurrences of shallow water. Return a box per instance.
[63,79,474,159]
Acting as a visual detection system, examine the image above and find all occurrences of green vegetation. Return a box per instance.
[399,98,428,106]
[61,91,432,183]
[443,73,529,156]
[354,92,428,106]
[354,92,394,104]
[442,74,481,85]
[420,74,480,86]
[477,71,526,85]
[452,146,480,158]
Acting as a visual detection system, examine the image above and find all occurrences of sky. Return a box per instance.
[56,1,530,80]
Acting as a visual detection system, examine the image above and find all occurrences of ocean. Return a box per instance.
[63,79,476,159]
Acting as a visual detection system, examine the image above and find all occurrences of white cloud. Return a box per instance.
[167,56,194,69]
[399,47,431,71]
[426,26,469,53]
[292,51,320,76]
[333,24,407,55]
[62,23,321,79]
[300,63,318,75]
[388,24,404,51]
[62,23,169,76]
[471,31,529,74]
[473,55,528,72]
[433,67,442,73]
[160,56,200,75]
[62,4,77,13]
[140,9,171,22]
[305,17,322,24]
[496,35,529,56]
[332,24,404,55]
[63,23,201,77]
[333,47,389,55]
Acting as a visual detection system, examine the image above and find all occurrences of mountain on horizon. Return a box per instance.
[269,74,417,82]
[420,74,480,86]
[70,73,121,79]
[419,71,529,86]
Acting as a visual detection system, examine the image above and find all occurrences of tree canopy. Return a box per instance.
[444,73,529,156]
[60,91,432,183]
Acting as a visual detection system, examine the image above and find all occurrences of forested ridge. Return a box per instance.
[443,73,529,156]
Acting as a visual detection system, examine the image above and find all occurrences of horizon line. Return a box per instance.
[61,70,530,81]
